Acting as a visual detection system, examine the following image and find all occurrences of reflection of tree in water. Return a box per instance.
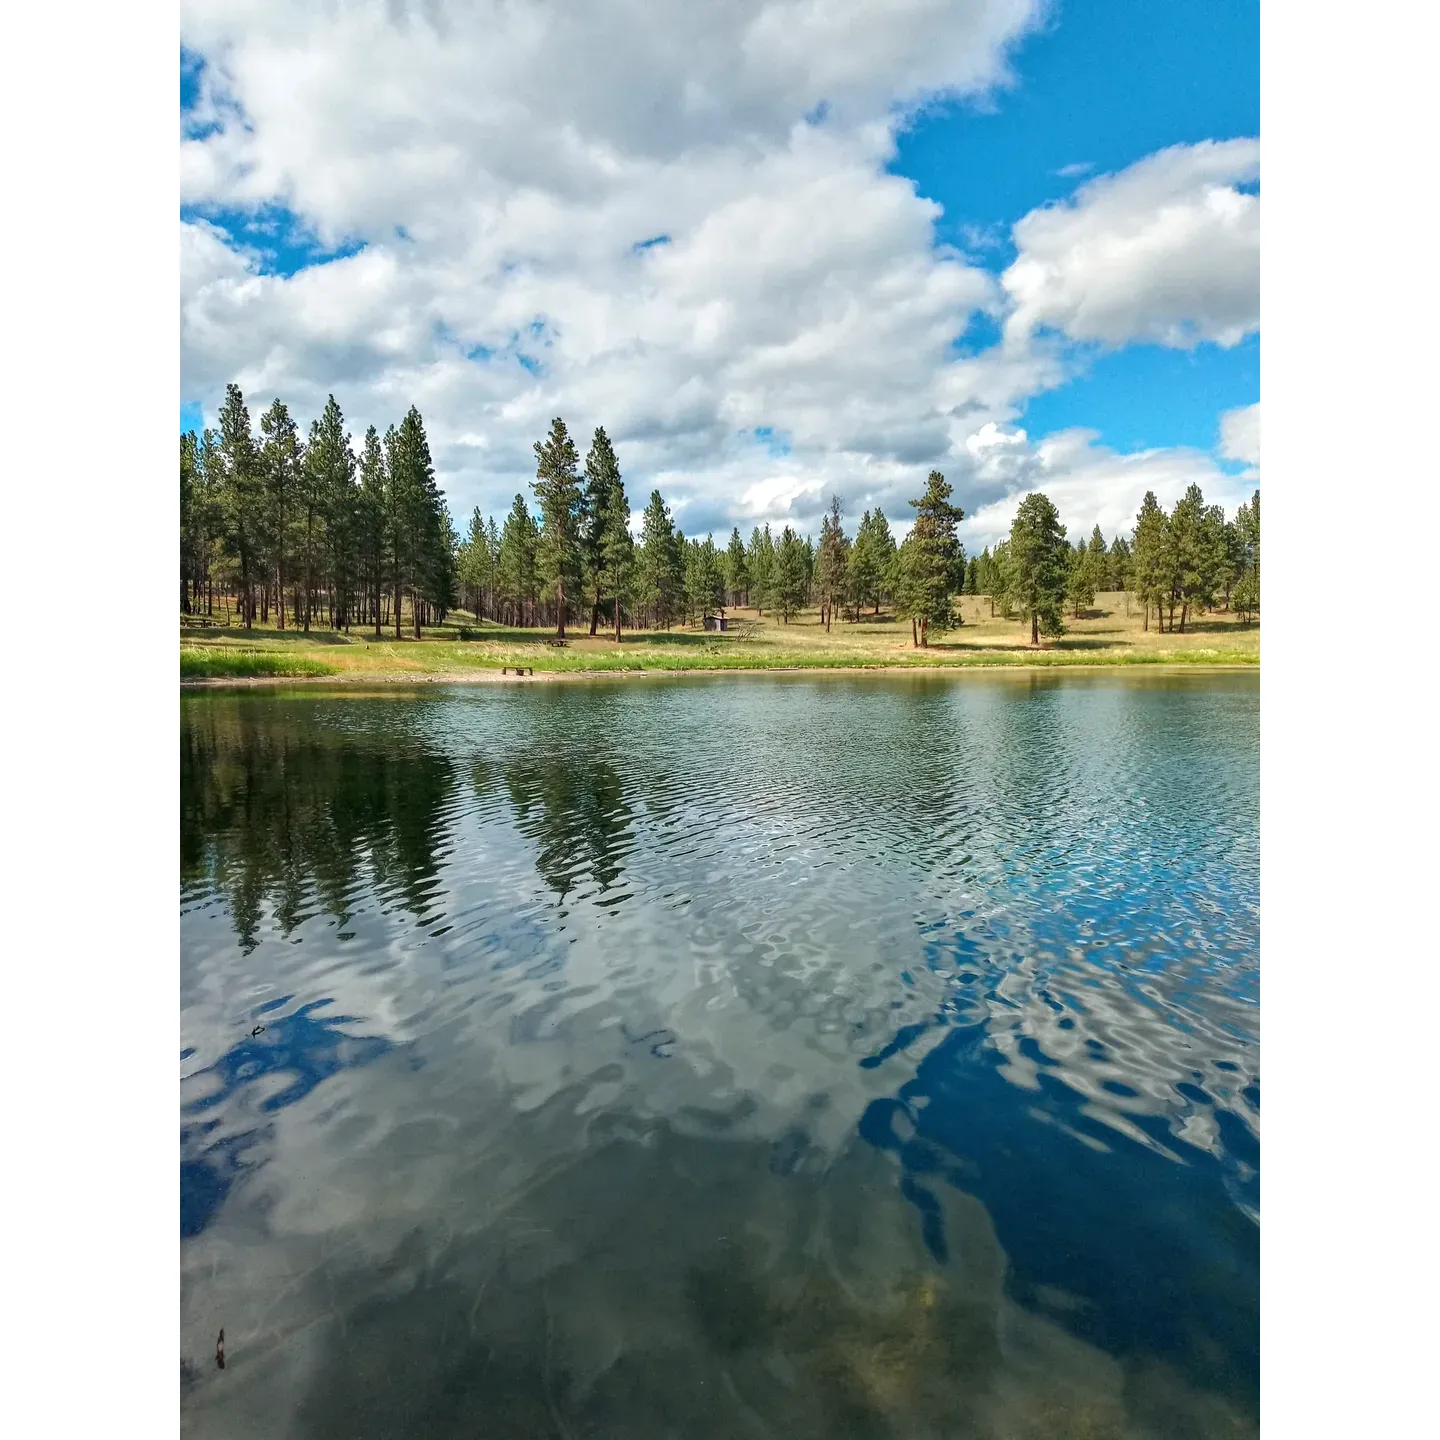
[489,753,634,904]
[182,702,457,949]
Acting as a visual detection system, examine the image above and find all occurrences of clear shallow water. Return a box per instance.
[180,672,1259,1439]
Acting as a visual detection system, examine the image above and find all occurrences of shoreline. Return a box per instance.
[181,658,1259,689]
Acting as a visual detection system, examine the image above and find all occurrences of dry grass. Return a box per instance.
[178,593,1258,683]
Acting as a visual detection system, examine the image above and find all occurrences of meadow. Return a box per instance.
[179,593,1259,681]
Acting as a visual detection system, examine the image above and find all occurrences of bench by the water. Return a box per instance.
[501,665,534,676]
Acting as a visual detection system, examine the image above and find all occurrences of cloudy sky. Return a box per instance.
[179,0,1259,549]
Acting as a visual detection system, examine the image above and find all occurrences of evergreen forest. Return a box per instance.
[181,385,1259,649]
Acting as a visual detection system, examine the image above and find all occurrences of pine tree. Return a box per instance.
[870,509,896,613]
[458,507,494,618]
[895,470,964,647]
[384,407,445,637]
[193,429,226,616]
[847,510,880,617]
[180,432,198,613]
[637,490,682,629]
[1067,524,1105,617]
[1087,526,1107,594]
[599,462,634,641]
[775,525,807,622]
[816,496,850,631]
[582,427,622,635]
[498,494,540,626]
[485,515,502,620]
[747,525,776,615]
[1232,491,1260,622]
[184,428,224,616]
[990,540,1015,619]
[1130,491,1168,632]
[1008,492,1069,645]
[1108,534,1132,596]
[532,417,584,637]
[216,384,264,629]
[964,555,979,596]
[688,535,725,622]
[1219,518,1243,611]
[308,394,357,631]
[1202,503,1234,614]
[725,527,749,607]
[1065,540,1093,619]
[357,426,388,634]
[683,536,721,625]
[260,398,304,630]
[1165,483,1208,633]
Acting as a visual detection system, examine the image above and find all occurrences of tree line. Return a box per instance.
[180,384,457,634]
[183,390,1258,646]
[969,486,1260,642]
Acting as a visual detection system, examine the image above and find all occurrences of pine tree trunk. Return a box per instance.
[614,596,622,643]
[556,578,567,639]
[1179,602,1188,634]
[911,618,917,647]
[414,587,422,639]
[395,581,402,638]
[1032,611,1039,646]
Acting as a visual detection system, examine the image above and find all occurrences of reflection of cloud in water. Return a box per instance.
[181,1000,394,1238]
[181,1086,1254,1439]
[181,680,1259,1432]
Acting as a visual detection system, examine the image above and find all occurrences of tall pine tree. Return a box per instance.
[725,527,749,607]
[816,496,850,631]
[532,418,584,637]
[1008,492,1069,645]
[260,398,303,629]
[637,490,682,629]
[896,471,964,647]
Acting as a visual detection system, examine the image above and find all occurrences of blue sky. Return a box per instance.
[889,0,1259,459]
[180,0,1260,546]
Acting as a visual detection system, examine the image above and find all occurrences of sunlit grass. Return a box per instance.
[181,647,337,679]
[179,593,1257,681]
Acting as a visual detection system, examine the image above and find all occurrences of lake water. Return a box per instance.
[180,672,1259,1439]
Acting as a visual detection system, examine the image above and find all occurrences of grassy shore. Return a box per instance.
[180,593,1258,682]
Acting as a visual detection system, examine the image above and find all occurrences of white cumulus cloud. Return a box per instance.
[178,2,1257,546]
[1002,139,1260,350]
[958,427,1256,552]
[1219,402,1260,467]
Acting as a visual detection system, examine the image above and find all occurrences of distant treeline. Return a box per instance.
[181,386,1258,646]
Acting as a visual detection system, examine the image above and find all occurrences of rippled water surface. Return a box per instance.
[180,672,1259,1439]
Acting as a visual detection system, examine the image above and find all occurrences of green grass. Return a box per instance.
[180,594,1258,683]
[181,647,337,679]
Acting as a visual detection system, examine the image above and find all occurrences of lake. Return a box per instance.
[180,671,1259,1439]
